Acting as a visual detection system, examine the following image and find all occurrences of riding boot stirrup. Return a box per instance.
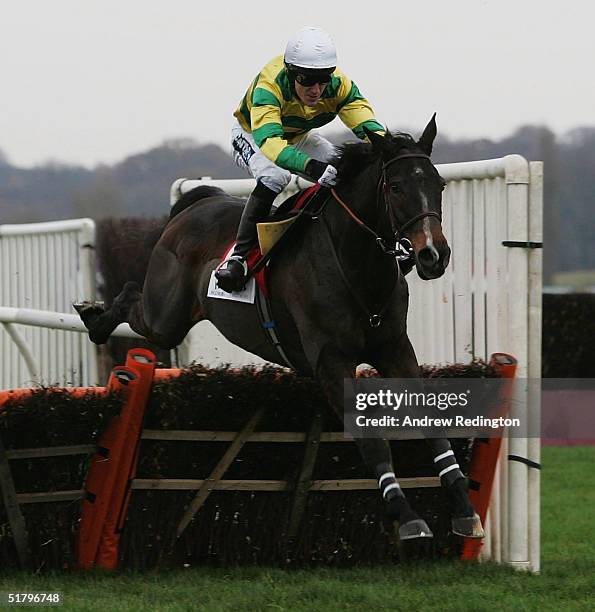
[215,258,247,293]
[214,181,277,294]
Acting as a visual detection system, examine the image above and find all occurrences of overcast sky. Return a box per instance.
[1,1,593,168]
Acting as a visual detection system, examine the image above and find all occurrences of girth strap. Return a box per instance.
[255,287,297,370]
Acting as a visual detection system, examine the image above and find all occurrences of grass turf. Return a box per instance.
[1,446,593,611]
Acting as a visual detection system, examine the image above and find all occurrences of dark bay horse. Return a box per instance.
[76,115,483,542]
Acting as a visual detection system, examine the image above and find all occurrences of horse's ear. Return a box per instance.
[418,113,437,156]
[364,127,389,152]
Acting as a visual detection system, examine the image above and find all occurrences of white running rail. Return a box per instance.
[0,219,139,388]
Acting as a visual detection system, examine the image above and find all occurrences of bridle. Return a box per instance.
[330,152,442,256]
[319,151,443,327]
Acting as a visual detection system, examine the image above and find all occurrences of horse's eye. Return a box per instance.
[390,183,402,195]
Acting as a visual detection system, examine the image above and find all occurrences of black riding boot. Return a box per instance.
[215,181,278,293]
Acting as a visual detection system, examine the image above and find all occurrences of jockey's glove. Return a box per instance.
[306,159,338,188]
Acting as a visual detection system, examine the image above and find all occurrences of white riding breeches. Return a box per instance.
[231,120,337,193]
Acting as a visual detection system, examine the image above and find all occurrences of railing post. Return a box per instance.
[504,155,531,570]
[0,430,31,568]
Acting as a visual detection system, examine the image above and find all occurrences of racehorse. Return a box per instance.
[76,115,483,542]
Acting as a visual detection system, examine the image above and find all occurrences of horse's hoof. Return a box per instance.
[451,513,485,538]
[73,301,105,329]
[399,518,434,541]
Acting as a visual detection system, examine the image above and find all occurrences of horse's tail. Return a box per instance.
[144,185,228,249]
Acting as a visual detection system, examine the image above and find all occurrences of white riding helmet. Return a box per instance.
[284,26,337,71]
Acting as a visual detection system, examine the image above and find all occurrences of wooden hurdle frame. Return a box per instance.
[0,348,515,570]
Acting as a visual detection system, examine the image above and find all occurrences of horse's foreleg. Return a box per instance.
[314,344,432,541]
[373,334,484,539]
[357,439,433,540]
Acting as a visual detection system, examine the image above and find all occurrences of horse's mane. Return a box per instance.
[334,132,419,180]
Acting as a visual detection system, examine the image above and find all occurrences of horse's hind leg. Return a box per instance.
[75,281,143,345]
[76,245,199,349]
[131,246,200,349]
[313,344,432,541]
[373,335,484,539]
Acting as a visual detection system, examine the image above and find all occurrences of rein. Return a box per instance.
[323,151,441,327]
[330,152,441,255]
[330,189,397,254]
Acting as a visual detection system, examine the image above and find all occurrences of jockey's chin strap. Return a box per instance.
[330,152,442,256]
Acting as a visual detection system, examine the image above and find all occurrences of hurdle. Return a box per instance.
[169,154,543,572]
[1,348,518,570]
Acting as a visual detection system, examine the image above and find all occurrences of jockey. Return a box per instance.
[215,26,385,293]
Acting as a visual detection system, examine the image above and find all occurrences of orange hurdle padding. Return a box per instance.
[152,368,184,382]
[0,387,107,411]
[95,349,156,569]
[77,354,157,569]
[76,366,140,569]
[461,352,518,561]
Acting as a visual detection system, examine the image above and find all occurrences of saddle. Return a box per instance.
[220,184,325,297]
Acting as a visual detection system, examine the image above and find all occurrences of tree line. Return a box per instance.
[1,126,594,282]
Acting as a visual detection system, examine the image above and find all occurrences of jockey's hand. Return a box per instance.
[306,159,338,188]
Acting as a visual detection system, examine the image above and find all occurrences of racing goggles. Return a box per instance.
[294,72,332,86]
[289,67,334,87]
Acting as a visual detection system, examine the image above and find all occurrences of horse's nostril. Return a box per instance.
[418,245,440,267]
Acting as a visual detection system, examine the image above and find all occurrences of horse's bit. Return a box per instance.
[330,152,442,257]
[322,152,442,327]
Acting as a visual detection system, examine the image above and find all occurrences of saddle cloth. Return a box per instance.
[209,184,321,301]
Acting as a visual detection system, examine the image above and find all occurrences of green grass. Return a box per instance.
[1,447,594,612]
